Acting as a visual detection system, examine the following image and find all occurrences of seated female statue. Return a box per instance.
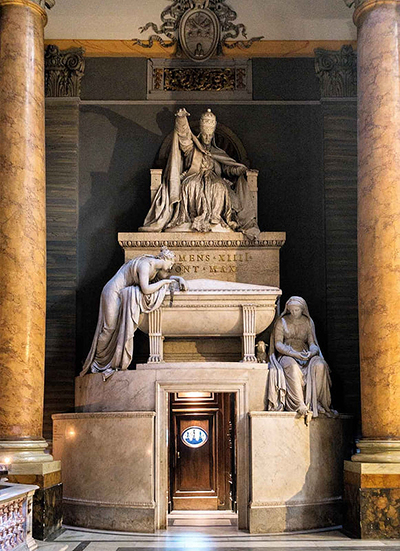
[80,247,186,380]
[267,296,337,419]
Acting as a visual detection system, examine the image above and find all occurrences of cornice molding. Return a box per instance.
[44,39,357,59]
[315,45,357,98]
[45,44,85,97]
[119,238,286,248]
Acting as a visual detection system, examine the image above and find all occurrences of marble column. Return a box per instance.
[0,0,62,540]
[343,0,400,538]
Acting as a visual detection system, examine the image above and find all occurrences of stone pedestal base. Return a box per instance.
[75,364,269,413]
[8,461,63,540]
[53,412,156,533]
[248,412,351,534]
[344,461,400,539]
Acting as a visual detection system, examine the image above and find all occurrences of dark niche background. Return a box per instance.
[44,57,359,441]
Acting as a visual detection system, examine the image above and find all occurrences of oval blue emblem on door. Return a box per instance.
[181,426,208,448]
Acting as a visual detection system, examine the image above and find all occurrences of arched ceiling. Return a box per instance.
[45,0,356,41]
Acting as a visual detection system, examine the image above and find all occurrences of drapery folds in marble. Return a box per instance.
[141,109,259,239]
[267,297,334,419]
[80,256,170,380]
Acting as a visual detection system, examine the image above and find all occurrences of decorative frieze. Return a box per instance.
[314,45,357,98]
[162,67,236,91]
[147,58,252,100]
[119,237,285,249]
[45,45,85,98]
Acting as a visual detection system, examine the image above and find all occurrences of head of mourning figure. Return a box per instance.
[285,296,307,320]
[200,109,217,146]
[157,246,176,271]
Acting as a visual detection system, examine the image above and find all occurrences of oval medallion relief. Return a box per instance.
[179,8,220,62]
[181,426,209,448]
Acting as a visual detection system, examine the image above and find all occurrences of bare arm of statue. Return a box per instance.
[274,319,310,361]
[138,262,173,295]
[156,269,187,291]
[175,108,193,156]
[169,275,188,291]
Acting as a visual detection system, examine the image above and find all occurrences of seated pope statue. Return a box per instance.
[80,247,186,380]
[267,296,337,420]
[140,108,260,239]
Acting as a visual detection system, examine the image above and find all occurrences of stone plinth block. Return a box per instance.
[248,412,351,534]
[75,364,269,414]
[118,231,286,286]
[344,461,400,539]
[52,412,156,533]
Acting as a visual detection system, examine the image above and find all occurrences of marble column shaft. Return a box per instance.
[357,0,400,442]
[0,1,47,441]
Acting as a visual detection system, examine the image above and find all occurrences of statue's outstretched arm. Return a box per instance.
[175,108,193,155]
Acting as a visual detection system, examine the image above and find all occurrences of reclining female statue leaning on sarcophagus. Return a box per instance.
[80,247,187,381]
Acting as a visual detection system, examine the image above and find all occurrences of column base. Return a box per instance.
[7,460,63,541]
[344,460,400,538]
[0,438,53,464]
[352,439,400,463]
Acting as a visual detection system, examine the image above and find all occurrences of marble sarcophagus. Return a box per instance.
[137,278,281,362]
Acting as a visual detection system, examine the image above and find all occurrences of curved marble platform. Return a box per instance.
[52,367,351,534]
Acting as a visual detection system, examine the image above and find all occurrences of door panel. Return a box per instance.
[178,417,214,492]
[169,393,236,511]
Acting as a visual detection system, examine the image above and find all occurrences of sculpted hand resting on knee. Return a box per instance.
[80,247,186,381]
[267,296,337,421]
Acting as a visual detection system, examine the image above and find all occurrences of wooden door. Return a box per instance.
[169,392,236,511]
[173,413,217,509]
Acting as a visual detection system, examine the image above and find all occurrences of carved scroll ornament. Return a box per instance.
[45,45,85,97]
[133,0,263,60]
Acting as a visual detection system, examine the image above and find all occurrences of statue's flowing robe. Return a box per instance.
[80,256,167,379]
[267,305,332,418]
[142,117,259,239]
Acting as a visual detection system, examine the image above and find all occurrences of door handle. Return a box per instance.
[177,451,180,460]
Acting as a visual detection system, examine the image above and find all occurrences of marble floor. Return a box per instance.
[37,512,400,551]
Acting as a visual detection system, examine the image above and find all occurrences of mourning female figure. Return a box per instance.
[80,247,186,380]
[267,296,337,419]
